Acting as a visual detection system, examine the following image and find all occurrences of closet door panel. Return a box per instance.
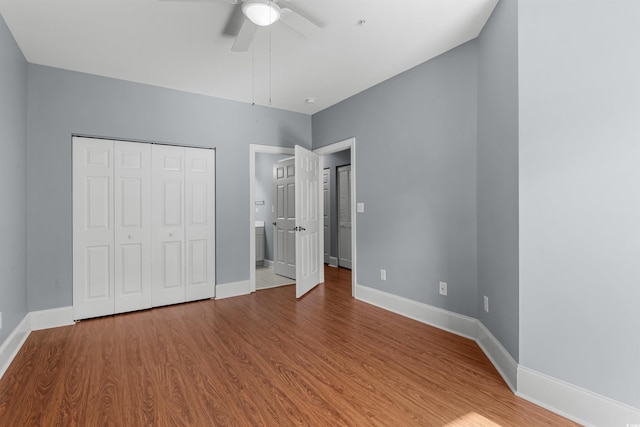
[152,145,186,306]
[73,137,115,320]
[185,148,216,301]
[114,141,152,313]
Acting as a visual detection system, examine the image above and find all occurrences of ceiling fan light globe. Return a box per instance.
[243,0,281,27]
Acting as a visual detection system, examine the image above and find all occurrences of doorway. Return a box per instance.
[249,140,356,297]
[314,138,357,297]
[249,145,294,293]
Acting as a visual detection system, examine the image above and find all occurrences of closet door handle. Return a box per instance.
[272,222,277,226]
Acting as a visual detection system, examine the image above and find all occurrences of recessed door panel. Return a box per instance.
[86,177,110,229]
[163,181,183,226]
[86,246,110,298]
[189,239,207,285]
[120,178,142,227]
[120,244,143,294]
[163,241,182,288]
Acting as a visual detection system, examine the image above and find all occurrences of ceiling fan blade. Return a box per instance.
[223,3,246,37]
[232,18,255,52]
[159,0,236,3]
[279,7,321,38]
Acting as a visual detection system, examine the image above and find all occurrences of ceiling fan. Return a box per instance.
[166,0,322,52]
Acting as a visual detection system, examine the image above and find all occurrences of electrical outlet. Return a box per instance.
[439,282,447,296]
[380,269,386,281]
[484,295,489,313]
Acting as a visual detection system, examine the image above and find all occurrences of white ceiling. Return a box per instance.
[0,0,497,115]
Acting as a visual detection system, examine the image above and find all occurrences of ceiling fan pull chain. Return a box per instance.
[269,13,272,107]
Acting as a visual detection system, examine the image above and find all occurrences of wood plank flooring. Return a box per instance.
[0,267,577,426]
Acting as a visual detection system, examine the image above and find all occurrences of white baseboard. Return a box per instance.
[517,366,640,427]
[328,256,338,267]
[476,321,518,392]
[263,259,274,268]
[355,283,640,426]
[0,315,31,379]
[216,280,251,299]
[30,306,75,331]
[355,284,478,340]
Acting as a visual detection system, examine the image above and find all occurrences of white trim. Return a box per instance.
[355,283,478,340]
[249,144,295,294]
[328,256,338,267]
[30,306,75,331]
[0,315,31,379]
[517,366,640,427]
[215,280,251,299]
[355,282,640,425]
[476,321,517,392]
[314,138,356,296]
[263,259,274,268]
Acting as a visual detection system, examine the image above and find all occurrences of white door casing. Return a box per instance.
[185,147,216,301]
[295,145,323,299]
[338,165,352,269]
[114,141,152,314]
[73,137,115,320]
[151,144,186,307]
[273,158,296,280]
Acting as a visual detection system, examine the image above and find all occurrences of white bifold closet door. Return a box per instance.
[73,137,215,320]
[114,141,152,314]
[73,137,117,320]
[151,145,216,307]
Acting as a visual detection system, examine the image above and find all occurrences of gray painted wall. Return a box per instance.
[0,15,28,344]
[312,42,479,317]
[519,0,640,408]
[26,65,311,311]
[255,152,290,261]
[476,0,520,360]
[322,149,351,261]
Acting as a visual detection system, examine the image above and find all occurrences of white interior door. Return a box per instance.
[337,165,352,269]
[185,147,216,301]
[273,158,296,280]
[114,141,152,314]
[151,144,186,307]
[295,145,322,298]
[72,137,115,319]
[323,169,330,264]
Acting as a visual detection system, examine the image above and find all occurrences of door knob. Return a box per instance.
[169,232,173,237]
[272,222,277,226]
[128,234,132,239]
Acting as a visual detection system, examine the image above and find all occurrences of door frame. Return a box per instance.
[314,137,357,297]
[249,144,295,293]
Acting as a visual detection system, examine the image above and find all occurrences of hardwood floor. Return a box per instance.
[0,266,577,426]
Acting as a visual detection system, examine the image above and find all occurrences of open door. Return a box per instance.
[295,145,323,298]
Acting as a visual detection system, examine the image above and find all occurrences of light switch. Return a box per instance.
[356,203,365,213]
